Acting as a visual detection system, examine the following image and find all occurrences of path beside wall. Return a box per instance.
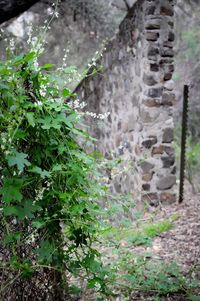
[76,0,177,204]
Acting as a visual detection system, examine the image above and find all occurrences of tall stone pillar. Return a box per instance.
[139,0,176,204]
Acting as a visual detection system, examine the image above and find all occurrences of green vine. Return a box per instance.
[0,50,107,296]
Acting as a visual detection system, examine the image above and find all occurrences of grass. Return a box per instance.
[102,218,175,247]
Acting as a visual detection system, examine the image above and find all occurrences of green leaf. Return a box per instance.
[38,115,61,130]
[21,262,34,279]
[68,285,82,294]
[23,51,36,63]
[7,151,31,172]
[26,112,35,127]
[40,63,55,70]
[82,254,102,273]
[52,164,62,172]
[29,166,51,178]
[32,219,45,229]
[12,54,25,65]
[62,88,71,97]
[36,240,55,263]
[3,206,19,216]
[87,277,103,289]
[4,232,21,245]
[189,295,200,301]
[17,199,42,220]
[0,178,23,202]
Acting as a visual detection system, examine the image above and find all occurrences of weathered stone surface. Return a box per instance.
[145,5,156,15]
[145,19,161,30]
[150,63,159,72]
[148,46,159,58]
[161,92,175,105]
[140,161,155,173]
[142,136,157,148]
[161,48,174,57]
[168,31,175,41]
[160,59,174,65]
[164,146,175,156]
[146,31,159,41]
[140,106,161,122]
[147,87,163,98]
[143,73,158,86]
[142,172,154,182]
[160,192,176,203]
[135,145,142,156]
[157,175,176,190]
[164,68,174,80]
[162,127,174,143]
[152,145,164,155]
[75,0,176,201]
[161,155,175,168]
[142,183,150,191]
[143,98,161,107]
[164,80,174,91]
[160,4,174,16]
[142,193,159,206]
[163,41,173,48]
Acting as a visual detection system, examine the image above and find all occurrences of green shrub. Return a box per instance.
[0,49,108,295]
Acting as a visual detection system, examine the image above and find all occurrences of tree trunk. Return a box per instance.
[0,0,41,25]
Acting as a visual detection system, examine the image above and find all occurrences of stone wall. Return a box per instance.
[76,0,177,204]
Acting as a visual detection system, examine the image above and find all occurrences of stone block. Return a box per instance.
[142,136,157,149]
[152,145,164,155]
[143,73,158,86]
[150,63,159,72]
[145,20,161,30]
[142,172,154,182]
[147,87,163,98]
[156,175,176,190]
[160,192,176,204]
[139,161,154,173]
[161,155,175,168]
[146,31,159,41]
[163,41,173,48]
[145,5,156,15]
[164,80,174,91]
[163,64,174,80]
[161,48,174,57]
[148,46,159,58]
[160,4,174,16]
[140,106,161,122]
[135,145,142,156]
[144,98,161,107]
[164,146,175,156]
[142,193,159,206]
[162,127,174,143]
[171,165,176,174]
[161,92,175,106]
[168,31,175,42]
[142,183,150,191]
[160,58,174,65]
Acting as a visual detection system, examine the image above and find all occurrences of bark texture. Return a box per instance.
[0,0,40,25]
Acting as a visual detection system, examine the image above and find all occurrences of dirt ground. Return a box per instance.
[130,190,200,301]
[77,188,200,301]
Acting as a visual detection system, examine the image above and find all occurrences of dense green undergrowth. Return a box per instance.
[0,49,110,297]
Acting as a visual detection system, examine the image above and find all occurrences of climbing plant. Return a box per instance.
[0,49,109,297]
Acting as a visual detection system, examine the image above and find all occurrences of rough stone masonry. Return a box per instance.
[76,0,177,204]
